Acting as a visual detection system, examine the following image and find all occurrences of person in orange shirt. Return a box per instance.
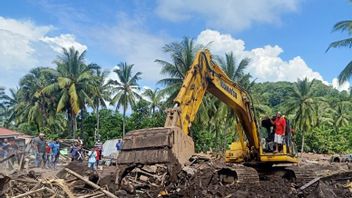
[273,112,286,153]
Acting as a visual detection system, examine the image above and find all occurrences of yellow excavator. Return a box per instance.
[117,49,308,185]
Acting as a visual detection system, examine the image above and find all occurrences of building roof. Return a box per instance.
[0,128,21,137]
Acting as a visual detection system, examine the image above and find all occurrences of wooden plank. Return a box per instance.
[299,177,321,190]
[12,187,46,198]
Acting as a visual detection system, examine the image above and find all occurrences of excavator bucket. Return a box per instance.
[116,127,195,167]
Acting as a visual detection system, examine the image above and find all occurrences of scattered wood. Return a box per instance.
[53,179,75,198]
[64,168,118,198]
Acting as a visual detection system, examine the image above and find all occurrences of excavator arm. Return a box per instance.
[173,50,260,151]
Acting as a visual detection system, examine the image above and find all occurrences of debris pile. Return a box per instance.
[116,154,352,198]
[2,153,352,197]
[0,161,118,198]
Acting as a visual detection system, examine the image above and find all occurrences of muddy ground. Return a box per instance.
[116,153,352,198]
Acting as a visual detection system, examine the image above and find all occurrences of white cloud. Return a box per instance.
[196,29,325,83]
[90,14,169,87]
[0,16,86,88]
[332,78,350,92]
[156,0,298,31]
[41,34,87,53]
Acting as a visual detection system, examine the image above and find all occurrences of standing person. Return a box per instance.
[32,133,46,168]
[2,139,9,159]
[95,145,102,167]
[49,138,60,169]
[261,116,274,141]
[273,112,286,153]
[116,139,122,152]
[283,116,292,153]
[69,142,79,161]
[87,147,97,171]
[44,143,51,168]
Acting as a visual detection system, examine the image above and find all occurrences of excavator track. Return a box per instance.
[286,166,317,188]
[217,164,260,185]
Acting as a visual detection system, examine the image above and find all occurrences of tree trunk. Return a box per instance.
[36,122,41,133]
[72,112,77,139]
[67,111,72,137]
[122,107,126,137]
[223,128,227,152]
[300,130,305,157]
[80,109,84,138]
[95,105,100,143]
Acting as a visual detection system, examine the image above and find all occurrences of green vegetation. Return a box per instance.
[0,38,351,153]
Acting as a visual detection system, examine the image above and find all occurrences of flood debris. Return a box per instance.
[1,152,352,197]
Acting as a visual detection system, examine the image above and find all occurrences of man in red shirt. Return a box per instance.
[273,112,286,153]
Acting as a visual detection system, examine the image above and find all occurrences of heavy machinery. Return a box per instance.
[117,49,305,184]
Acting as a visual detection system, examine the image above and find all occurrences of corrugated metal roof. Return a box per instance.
[0,128,21,136]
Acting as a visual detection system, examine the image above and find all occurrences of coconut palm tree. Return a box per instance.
[332,101,352,131]
[312,101,334,128]
[16,67,54,131]
[42,47,98,138]
[143,88,164,114]
[91,65,110,141]
[156,37,201,102]
[109,62,142,136]
[285,78,317,154]
[327,17,352,84]
[1,88,19,127]
[217,52,249,81]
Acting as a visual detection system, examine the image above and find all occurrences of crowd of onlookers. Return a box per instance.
[31,133,104,171]
[0,132,123,171]
[31,133,61,169]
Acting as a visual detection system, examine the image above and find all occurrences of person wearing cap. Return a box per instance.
[32,133,46,168]
[273,112,286,153]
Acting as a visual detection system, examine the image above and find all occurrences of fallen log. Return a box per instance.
[64,168,117,198]
[299,177,321,191]
[12,187,47,198]
[0,154,15,164]
[89,193,105,198]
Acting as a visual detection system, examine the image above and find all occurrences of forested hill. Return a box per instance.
[252,80,351,115]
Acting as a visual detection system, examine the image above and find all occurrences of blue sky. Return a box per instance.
[0,0,351,91]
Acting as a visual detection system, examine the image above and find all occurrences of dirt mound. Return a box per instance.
[116,154,352,198]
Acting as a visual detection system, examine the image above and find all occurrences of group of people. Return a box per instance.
[32,133,61,169]
[261,112,295,154]
[69,138,102,171]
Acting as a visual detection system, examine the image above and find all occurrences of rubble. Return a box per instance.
[1,152,352,197]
